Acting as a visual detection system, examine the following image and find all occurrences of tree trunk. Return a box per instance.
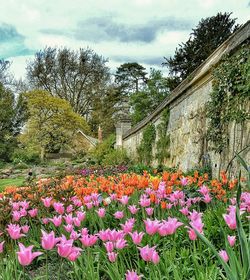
[40,147,45,162]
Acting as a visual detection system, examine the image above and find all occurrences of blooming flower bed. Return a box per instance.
[0,169,249,279]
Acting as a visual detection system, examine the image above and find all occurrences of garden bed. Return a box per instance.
[0,166,249,279]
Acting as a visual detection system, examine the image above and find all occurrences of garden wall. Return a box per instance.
[119,20,250,177]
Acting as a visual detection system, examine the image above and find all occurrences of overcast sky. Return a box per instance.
[0,0,249,80]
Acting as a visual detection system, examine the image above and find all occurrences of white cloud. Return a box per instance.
[1,0,249,79]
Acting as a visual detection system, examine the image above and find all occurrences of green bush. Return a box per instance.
[89,134,116,165]
[11,148,40,164]
[102,149,130,166]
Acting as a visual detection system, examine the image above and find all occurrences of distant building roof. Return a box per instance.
[77,130,99,146]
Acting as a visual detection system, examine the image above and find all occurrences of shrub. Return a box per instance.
[89,134,116,165]
[102,149,130,166]
[11,148,40,164]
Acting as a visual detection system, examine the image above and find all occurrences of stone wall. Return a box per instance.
[118,20,250,177]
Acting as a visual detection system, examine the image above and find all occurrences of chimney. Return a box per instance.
[98,126,103,142]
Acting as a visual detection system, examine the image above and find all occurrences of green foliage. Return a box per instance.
[156,108,170,165]
[163,12,238,83]
[0,83,26,162]
[137,123,156,165]
[206,44,250,153]
[26,47,110,118]
[195,156,250,280]
[11,147,40,164]
[23,90,90,160]
[102,149,130,166]
[115,62,147,95]
[89,86,119,138]
[90,135,116,165]
[130,69,170,124]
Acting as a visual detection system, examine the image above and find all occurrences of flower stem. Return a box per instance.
[57,257,63,280]
[46,251,48,280]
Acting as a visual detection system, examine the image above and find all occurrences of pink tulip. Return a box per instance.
[93,200,100,207]
[7,224,25,240]
[53,202,65,215]
[66,205,74,213]
[70,230,80,240]
[42,218,49,224]
[12,211,22,222]
[121,219,135,233]
[110,193,117,201]
[85,202,93,209]
[64,214,73,225]
[223,210,236,230]
[80,234,98,247]
[180,207,189,216]
[139,197,151,207]
[67,247,82,261]
[115,238,127,249]
[128,205,139,215]
[114,211,124,219]
[73,217,81,227]
[230,198,236,205]
[198,185,209,196]
[19,208,27,217]
[21,225,30,234]
[189,210,202,221]
[41,197,52,208]
[0,241,5,253]
[108,230,125,242]
[139,245,159,264]
[20,200,29,209]
[227,235,236,247]
[96,208,106,218]
[50,215,62,227]
[144,219,160,235]
[119,195,129,205]
[158,217,183,236]
[219,250,229,262]
[41,230,58,250]
[28,208,38,218]
[107,252,118,262]
[151,250,160,264]
[98,229,110,242]
[57,236,74,257]
[129,231,144,245]
[125,270,142,280]
[80,228,89,236]
[64,224,74,233]
[12,202,21,211]
[76,211,86,222]
[166,203,173,209]
[72,198,82,207]
[145,208,154,216]
[17,243,42,266]
[188,228,197,240]
[104,241,114,252]
[190,218,204,234]
[203,194,212,204]
[180,177,188,186]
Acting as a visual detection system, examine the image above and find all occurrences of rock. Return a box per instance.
[0,168,13,176]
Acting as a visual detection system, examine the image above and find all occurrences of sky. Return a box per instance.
[0,0,249,80]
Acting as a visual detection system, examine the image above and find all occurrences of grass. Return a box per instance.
[0,177,25,192]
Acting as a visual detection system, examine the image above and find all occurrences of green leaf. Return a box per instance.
[194,229,236,280]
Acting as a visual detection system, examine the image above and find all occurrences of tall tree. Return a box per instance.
[89,85,120,138]
[0,83,26,161]
[22,90,90,160]
[130,69,170,124]
[26,47,110,118]
[115,62,148,96]
[163,12,238,85]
